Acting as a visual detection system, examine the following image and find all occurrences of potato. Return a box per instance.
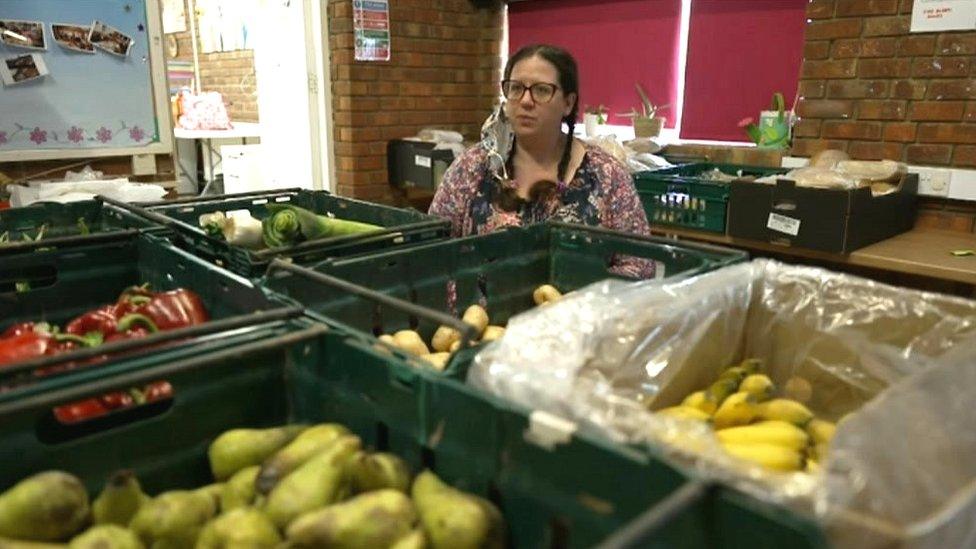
[431,325,461,353]
[461,305,489,337]
[421,352,451,371]
[448,340,461,353]
[481,325,505,342]
[532,284,562,305]
[392,330,430,356]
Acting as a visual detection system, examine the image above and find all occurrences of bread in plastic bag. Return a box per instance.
[468,260,976,548]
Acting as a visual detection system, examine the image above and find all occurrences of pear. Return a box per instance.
[219,466,259,512]
[256,424,350,494]
[391,529,427,549]
[92,471,148,527]
[265,435,361,529]
[128,490,216,548]
[348,452,411,494]
[0,538,67,548]
[411,471,503,549]
[208,425,305,481]
[285,489,416,548]
[195,508,280,548]
[69,525,143,549]
[0,471,89,542]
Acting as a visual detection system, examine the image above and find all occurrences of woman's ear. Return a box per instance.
[563,92,578,117]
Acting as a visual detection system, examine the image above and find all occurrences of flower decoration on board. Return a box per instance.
[0,132,7,145]
[67,126,85,143]
[96,126,113,143]
[129,125,145,142]
[29,127,47,145]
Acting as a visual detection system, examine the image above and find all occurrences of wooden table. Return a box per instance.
[651,225,976,289]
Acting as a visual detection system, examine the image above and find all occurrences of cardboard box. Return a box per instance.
[387,140,455,191]
[727,173,918,254]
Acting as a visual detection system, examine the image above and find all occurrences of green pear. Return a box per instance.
[264,435,361,529]
[0,537,67,548]
[348,452,411,494]
[411,471,503,549]
[195,508,280,549]
[256,423,350,494]
[192,484,224,515]
[92,471,148,527]
[208,425,306,481]
[219,466,259,512]
[69,525,143,549]
[285,489,416,548]
[0,471,89,542]
[391,529,427,549]
[128,490,216,548]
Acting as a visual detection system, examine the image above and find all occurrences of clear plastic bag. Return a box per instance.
[468,260,976,548]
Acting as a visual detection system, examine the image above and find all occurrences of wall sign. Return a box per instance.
[911,0,976,32]
[354,0,390,62]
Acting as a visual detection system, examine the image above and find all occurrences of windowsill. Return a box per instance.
[576,123,756,149]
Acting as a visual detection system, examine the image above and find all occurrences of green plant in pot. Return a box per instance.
[739,92,794,149]
[583,104,608,137]
[620,84,669,138]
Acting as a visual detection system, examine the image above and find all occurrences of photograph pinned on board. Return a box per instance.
[88,20,133,57]
[52,23,95,54]
[0,20,46,51]
[0,53,49,86]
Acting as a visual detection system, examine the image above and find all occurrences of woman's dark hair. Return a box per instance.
[496,44,579,212]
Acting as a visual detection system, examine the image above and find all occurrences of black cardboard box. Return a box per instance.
[727,173,918,254]
[387,139,455,191]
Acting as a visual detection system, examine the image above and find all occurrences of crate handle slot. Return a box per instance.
[0,305,305,385]
[594,480,715,549]
[0,324,328,419]
[0,264,57,294]
[40,380,176,444]
[267,260,478,350]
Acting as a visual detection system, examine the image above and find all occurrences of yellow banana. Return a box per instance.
[681,391,717,415]
[717,366,749,387]
[756,398,814,427]
[716,420,809,451]
[805,458,821,475]
[705,377,739,407]
[806,418,836,446]
[657,406,711,422]
[712,391,758,429]
[738,358,764,374]
[738,374,775,401]
[721,442,804,472]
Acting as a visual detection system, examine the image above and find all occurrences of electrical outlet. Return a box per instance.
[913,167,951,197]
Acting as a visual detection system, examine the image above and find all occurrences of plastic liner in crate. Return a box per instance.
[0,230,303,393]
[0,199,164,251]
[0,320,825,548]
[471,259,976,549]
[634,163,790,233]
[263,222,747,380]
[105,188,450,278]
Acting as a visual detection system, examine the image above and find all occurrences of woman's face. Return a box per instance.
[504,55,576,140]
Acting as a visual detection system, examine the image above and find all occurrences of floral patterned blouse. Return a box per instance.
[429,142,655,278]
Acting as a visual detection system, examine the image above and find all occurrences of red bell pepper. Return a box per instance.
[0,324,98,367]
[53,398,109,424]
[120,288,209,331]
[105,313,159,343]
[53,380,172,425]
[64,304,126,337]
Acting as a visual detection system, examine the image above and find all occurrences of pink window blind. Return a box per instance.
[507,0,683,128]
[679,0,807,142]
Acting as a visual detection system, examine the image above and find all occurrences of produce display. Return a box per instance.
[0,422,505,548]
[378,284,563,371]
[655,359,836,473]
[0,218,90,247]
[198,204,382,250]
[0,285,210,368]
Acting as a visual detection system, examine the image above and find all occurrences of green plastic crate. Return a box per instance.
[109,188,450,278]
[0,199,162,249]
[0,231,300,390]
[634,163,790,233]
[0,323,826,548]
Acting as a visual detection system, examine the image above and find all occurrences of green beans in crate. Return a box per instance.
[0,321,825,548]
[104,188,450,278]
[634,163,790,233]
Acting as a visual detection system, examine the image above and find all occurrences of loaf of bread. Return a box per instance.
[836,159,906,183]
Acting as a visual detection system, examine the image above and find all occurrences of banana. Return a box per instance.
[657,406,711,422]
[805,458,821,475]
[756,399,814,427]
[712,391,757,429]
[738,374,775,401]
[721,442,804,472]
[738,358,764,375]
[715,421,809,451]
[811,442,830,462]
[717,367,749,387]
[681,391,717,415]
[806,418,836,446]
[705,377,739,407]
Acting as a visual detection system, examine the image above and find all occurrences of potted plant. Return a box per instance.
[620,84,669,138]
[583,104,608,137]
[738,92,795,149]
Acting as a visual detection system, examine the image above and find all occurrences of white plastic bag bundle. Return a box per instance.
[9,179,166,207]
[469,260,976,548]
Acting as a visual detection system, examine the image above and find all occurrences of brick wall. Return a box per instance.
[328,0,504,201]
[795,0,976,168]
[169,0,259,122]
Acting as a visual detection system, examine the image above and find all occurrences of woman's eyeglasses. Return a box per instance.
[501,80,560,103]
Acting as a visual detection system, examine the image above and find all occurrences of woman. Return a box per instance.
[429,44,653,278]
